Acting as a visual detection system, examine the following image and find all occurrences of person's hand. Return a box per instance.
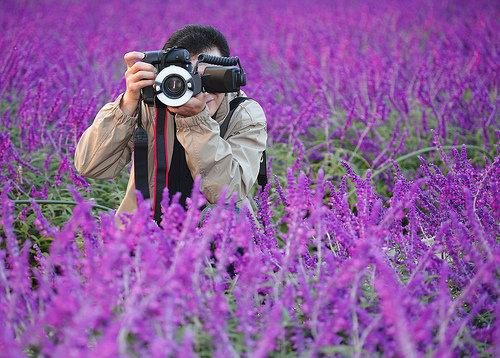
[120,51,157,116]
[167,93,207,117]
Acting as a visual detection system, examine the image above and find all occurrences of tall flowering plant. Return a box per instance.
[0,0,499,356]
[1,0,498,194]
[1,150,499,356]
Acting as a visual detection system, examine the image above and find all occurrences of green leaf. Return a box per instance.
[319,345,354,356]
[463,87,472,103]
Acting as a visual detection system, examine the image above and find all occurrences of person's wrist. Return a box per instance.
[120,91,139,116]
[175,106,210,129]
[174,104,207,118]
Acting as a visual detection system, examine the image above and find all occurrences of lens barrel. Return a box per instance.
[164,75,186,99]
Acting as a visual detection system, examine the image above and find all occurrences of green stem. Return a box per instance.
[13,199,113,212]
[345,145,492,198]
[328,148,372,169]
[371,145,492,179]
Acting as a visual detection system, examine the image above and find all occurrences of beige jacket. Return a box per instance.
[74,91,267,216]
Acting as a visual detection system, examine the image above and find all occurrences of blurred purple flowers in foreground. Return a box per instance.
[0,0,499,356]
[1,153,499,357]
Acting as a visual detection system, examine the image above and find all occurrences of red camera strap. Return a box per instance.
[152,106,168,223]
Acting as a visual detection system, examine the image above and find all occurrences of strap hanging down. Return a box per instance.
[153,104,168,223]
[257,151,267,187]
[133,100,169,223]
[133,100,150,200]
[219,96,250,137]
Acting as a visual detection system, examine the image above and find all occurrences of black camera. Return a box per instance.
[141,47,246,106]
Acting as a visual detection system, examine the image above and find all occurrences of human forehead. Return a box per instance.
[190,48,223,69]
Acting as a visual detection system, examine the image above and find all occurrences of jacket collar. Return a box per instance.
[213,92,232,124]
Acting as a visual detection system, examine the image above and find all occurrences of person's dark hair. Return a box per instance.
[163,24,230,57]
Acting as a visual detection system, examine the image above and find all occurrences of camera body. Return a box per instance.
[141,47,246,107]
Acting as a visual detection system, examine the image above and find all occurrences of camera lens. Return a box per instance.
[154,66,195,106]
[163,75,185,98]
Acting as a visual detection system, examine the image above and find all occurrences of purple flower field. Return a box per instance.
[1,0,499,357]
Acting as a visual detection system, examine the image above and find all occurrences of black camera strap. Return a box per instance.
[219,96,247,137]
[133,99,150,200]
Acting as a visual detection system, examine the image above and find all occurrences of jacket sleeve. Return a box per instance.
[74,94,136,180]
[175,100,267,204]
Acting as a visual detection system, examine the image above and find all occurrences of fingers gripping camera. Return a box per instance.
[141,47,246,107]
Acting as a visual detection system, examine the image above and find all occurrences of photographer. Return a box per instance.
[74,25,267,225]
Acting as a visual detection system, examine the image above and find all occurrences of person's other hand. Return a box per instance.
[167,93,207,117]
[121,51,157,116]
